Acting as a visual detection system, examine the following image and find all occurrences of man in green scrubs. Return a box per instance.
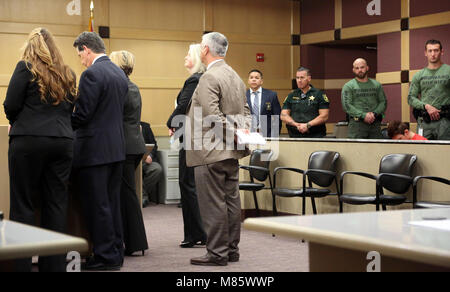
[281,67,330,138]
[408,39,450,140]
[341,58,387,139]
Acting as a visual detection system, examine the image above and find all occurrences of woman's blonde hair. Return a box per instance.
[22,27,77,105]
[187,44,206,74]
[110,50,135,77]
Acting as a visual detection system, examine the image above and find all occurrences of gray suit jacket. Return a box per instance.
[123,79,146,155]
[186,60,251,167]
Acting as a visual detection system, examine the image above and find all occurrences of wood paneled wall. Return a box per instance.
[0,0,299,136]
[299,0,450,125]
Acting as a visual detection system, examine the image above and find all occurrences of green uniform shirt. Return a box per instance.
[408,64,450,110]
[341,78,387,119]
[283,86,329,137]
[283,86,330,122]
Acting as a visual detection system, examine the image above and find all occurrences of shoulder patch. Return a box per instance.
[323,94,329,103]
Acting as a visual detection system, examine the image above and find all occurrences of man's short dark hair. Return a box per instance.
[387,121,410,138]
[73,31,106,54]
[248,69,263,78]
[297,67,311,76]
[425,39,443,51]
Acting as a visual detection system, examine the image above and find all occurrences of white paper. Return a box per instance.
[236,130,266,145]
[408,220,450,232]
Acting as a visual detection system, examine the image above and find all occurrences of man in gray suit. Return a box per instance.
[187,32,251,266]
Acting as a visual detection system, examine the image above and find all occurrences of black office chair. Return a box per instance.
[239,149,274,217]
[413,176,450,209]
[272,151,340,216]
[340,154,417,212]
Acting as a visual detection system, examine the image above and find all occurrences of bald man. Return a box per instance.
[341,58,387,139]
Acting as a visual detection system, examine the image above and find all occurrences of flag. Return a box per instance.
[89,1,94,32]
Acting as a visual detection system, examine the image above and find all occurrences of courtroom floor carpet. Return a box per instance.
[119,203,309,272]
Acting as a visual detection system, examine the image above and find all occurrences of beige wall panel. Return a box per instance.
[341,20,400,40]
[402,83,411,122]
[109,0,203,32]
[110,39,192,82]
[0,0,109,27]
[226,43,292,87]
[140,88,181,136]
[0,88,7,125]
[212,0,291,35]
[0,126,9,218]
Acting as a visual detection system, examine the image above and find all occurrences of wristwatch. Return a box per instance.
[307,122,312,129]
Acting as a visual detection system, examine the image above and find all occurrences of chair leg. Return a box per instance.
[311,197,317,215]
[272,195,278,216]
[382,204,387,211]
[302,196,306,216]
[253,191,260,217]
[339,201,343,213]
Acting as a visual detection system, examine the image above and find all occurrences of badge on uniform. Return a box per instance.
[265,102,272,111]
[293,96,300,100]
[323,94,329,103]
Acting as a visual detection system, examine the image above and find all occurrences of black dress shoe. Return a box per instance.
[228,253,240,262]
[190,255,227,266]
[82,259,121,271]
[179,240,206,248]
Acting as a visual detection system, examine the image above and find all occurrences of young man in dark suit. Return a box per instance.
[140,121,163,207]
[246,69,282,137]
[72,32,128,271]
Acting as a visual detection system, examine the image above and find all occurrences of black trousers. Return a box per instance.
[179,149,206,243]
[8,136,73,272]
[73,161,124,266]
[121,154,148,254]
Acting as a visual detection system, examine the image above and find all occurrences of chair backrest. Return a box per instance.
[249,149,273,181]
[308,151,340,187]
[379,154,417,194]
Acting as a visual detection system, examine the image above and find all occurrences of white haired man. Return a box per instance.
[186,32,251,266]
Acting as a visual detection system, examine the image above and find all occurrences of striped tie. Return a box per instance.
[252,91,260,130]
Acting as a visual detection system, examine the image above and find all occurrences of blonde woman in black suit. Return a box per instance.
[110,50,148,256]
[167,44,207,248]
[4,27,77,272]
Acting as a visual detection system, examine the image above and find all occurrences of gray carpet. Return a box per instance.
[120,204,309,272]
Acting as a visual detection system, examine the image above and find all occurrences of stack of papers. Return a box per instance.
[408,220,450,232]
[236,130,267,145]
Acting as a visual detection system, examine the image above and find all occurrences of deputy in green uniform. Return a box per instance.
[281,67,330,138]
[342,58,387,139]
[408,39,450,140]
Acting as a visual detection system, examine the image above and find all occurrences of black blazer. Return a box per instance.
[166,73,201,130]
[123,79,146,155]
[140,121,158,162]
[4,61,75,138]
[71,56,128,168]
[246,88,282,137]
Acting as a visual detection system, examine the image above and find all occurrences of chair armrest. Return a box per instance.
[377,173,413,186]
[412,176,450,205]
[273,167,305,188]
[340,171,377,181]
[305,169,336,177]
[340,171,377,195]
[413,176,450,187]
[239,165,270,173]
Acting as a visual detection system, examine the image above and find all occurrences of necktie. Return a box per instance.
[252,91,260,130]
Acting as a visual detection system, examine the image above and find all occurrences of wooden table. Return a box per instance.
[244,209,450,272]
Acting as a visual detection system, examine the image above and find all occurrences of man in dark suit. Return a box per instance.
[246,69,282,137]
[140,121,162,207]
[72,32,128,271]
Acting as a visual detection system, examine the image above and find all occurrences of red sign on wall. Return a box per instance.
[256,53,265,62]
